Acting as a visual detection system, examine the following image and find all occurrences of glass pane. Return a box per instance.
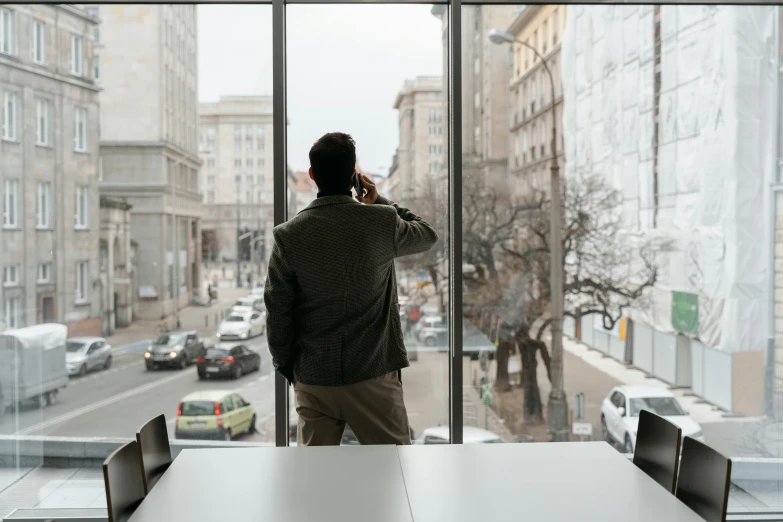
[464,2,781,509]
[286,4,447,445]
[0,4,275,513]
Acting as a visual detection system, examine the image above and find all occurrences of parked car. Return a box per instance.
[249,286,264,298]
[420,426,505,444]
[66,337,112,377]
[144,331,203,371]
[601,385,704,453]
[217,310,265,341]
[0,324,69,412]
[414,315,447,346]
[175,390,257,441]
[232,296,264,313]
[196,343,260,380]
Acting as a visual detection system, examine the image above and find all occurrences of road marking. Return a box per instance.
[113,339,151,354]
[19,369,196,435]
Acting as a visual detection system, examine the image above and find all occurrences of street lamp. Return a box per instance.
[489,28,568,441]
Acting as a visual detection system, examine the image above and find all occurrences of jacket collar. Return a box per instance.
[299,195,359,214]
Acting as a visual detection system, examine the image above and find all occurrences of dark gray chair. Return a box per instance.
[136,414,173,494]
[632,409,682,493]
[676,436,732,522]
[102,440,145,522]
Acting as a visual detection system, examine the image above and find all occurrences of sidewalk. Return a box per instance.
[105,287,248,350]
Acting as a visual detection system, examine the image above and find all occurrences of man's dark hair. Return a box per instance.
[309,132,356,194]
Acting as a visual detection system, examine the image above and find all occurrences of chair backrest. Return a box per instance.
[632,409,682,493]
[676,436,732,522]
[103,440,145,522]
[136,414,173,494]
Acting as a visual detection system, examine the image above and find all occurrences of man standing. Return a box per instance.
[264,132,438,446]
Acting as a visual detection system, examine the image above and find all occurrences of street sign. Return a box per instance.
[572,422,593,436]
[574,392,585,420]
[481,383,492,405]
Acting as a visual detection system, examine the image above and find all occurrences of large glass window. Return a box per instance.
[286,3,447,444]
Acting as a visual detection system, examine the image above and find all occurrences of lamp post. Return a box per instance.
[236,185,242,289]
[489,28,568,441]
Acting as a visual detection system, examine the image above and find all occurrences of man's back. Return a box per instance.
[264,194,437,386]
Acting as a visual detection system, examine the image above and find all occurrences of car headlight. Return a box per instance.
[690,430,703,439]
[240,332,248,339]
[169,351,177,359]
[216,332,221,338]
[144,352,151,359]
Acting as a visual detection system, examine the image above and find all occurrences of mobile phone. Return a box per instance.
[353,171,363,198]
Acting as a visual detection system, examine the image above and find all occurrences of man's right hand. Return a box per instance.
[355,171,379,205]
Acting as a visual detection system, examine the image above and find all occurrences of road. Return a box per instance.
[0,335,277,443]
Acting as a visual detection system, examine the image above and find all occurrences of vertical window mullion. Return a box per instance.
[448,0,463,445]
[272,0,288,448]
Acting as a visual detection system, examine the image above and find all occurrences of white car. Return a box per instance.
[601,385,704,453]
[217,310,265,341]
[249,286,264,298]
[233,296,264,313]
[420,426,505,444]
[66,337,112,377]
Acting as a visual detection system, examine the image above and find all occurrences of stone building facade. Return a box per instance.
[0,4,102,336]
[507,5,566,203]
[99,196,134,336]
[199,96,274,273]
[94,4,202,320]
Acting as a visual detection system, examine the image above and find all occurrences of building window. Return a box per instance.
[256,126,264,139]
[206,127,215,140]
[541,121,547,157]
[553,9,559,44]
[207,191,215,203]
[235,159,241,168]
[246,191,252,203]
[70,34,84,75]
[3,264,20,287]
[74,107,87,151]
[32,19,45,64]
[93,55,100,80]
[234,141,241,153]
[36,98,49,146]
[429,162,439,175]
[257,175,264,185]
[246,175,253,185]
[3,91,17,140]
[207,159,215,168]
[75,185,88,228]
[522,131,528,165]
[37,263,51,284]
[246,159,253,168]
[257,159,264,169]
[235,175,241,184]
[4,297,20,329]
[0,7,15,56]
[207,175,215,184]
[37,181,51,228]
[85,7,99,42]
[75,261,89,302]
[257,140,264,152]
[3,178,18,228]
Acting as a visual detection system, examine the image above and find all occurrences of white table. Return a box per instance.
[398,442,706,522]
[128,446,413,522]
[128,442,706,522]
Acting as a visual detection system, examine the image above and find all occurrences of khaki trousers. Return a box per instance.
[294,371,412,446]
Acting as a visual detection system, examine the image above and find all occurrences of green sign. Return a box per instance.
[481,384,492,405]
[671,291,698,335]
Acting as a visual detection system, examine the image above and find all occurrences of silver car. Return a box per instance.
[66,337,112,377]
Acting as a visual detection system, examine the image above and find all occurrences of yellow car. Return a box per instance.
[175,390,256,441]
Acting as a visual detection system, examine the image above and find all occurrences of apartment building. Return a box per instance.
[94,4,202,320]
[199,96,274,270]
[507,5,566,203]
[0,5,102,335]
[389,76,445,203]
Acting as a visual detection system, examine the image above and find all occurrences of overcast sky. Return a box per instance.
[197,4,443,175]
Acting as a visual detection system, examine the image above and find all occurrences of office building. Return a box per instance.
[94,4,203,320]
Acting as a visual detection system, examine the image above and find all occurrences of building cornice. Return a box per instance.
[507,5,542,37]
[58,4,99,24]
[0,55,101,93]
